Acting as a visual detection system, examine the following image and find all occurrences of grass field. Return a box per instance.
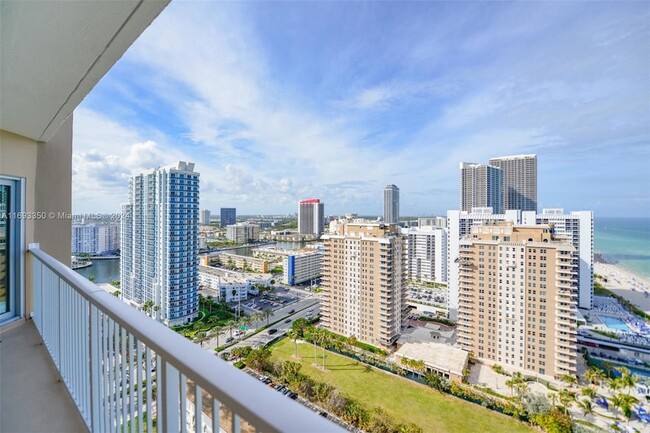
[269,338,534,433]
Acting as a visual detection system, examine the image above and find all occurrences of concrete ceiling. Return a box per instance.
[0,0,169,143]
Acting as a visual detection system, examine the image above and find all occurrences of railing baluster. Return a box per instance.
[180,375,187,433]
[136,340,143,433]
[121,327,128,431]
[161,359,180,433]
[145,349,152,433]
[195,385,202,433]
[129,333,136,432]
[232,413,241,433]
[109,319,116,433]
[212,398,220,433]
[90,305,101,432]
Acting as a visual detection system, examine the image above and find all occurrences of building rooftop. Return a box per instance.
[199,265,271,284]
[395,342,468,376]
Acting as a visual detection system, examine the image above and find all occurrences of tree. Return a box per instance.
[557,389,575,415]
[291,318,309,337]
[548,392,559,408]
[194,331,209,348]
[280,360,302,384]
[581,386,596,400]
[211,325,223,348]
[610,393,624,419]
[244,347,272,372]
[263,308,273,325]
[225,320,236,339]
[424,371,447,392]
[89,275,96,283]
[288,329,300,359]
[602,361,614,379]
[346,335,358,353]
[616,367,636,396]
[578,399,593,417]
[231,346,252,362]
[560,374,578,389]
[112,290,121,297]
[618,393,639,425]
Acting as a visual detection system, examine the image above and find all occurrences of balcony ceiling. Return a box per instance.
[0,0,169,142]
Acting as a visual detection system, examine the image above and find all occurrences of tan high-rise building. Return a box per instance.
[457,222,577,378]
[321,221,407,347]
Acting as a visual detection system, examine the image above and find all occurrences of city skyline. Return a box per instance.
[72,2,649,217]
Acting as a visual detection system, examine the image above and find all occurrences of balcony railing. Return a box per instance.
[30,246,341,433]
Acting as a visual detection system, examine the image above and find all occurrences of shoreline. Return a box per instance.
[594,261,650,315]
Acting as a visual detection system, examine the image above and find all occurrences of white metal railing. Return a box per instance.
[30,246,342,433]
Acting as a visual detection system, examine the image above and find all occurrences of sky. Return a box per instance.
[73,1,650,217]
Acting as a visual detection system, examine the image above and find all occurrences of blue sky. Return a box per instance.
[73,1,650,217]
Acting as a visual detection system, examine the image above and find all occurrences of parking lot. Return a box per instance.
[407,285,446,306]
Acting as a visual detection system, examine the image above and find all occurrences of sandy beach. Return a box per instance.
[594,262,650,314]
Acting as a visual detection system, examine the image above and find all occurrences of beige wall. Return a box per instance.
[0,115,72,318]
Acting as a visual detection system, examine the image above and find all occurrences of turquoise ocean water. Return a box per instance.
[595,217,650,279]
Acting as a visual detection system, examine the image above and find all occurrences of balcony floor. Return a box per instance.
[0,320,88,433]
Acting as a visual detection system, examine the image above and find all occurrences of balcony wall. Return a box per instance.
[1,118,72,320]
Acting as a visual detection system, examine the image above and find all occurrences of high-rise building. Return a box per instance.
[456,222,578,378]
[72,223,120,255]
[459,163,503,214]
[447,207,593,318]
[121,161,200,326]
[523,209,593,309]
[384,184,400,224]
[226,222,260,243]
[321,221,406,347]
[220,208,236,227]
[406,226,447,284]
[298,199,324,236]
[489,154,537,212]
[200,209,211,225]
[446,208,521,319]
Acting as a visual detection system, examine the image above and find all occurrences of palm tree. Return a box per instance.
[263,308,273,325]
[225,320,236,339]
[346,335,358,354]
[317,331,330,369]
[561,373,578,390]
[548,392,559,408]
[610,393,624,419]
[619,393,639,425]
[558,389,575,415]
[578,399,593,418]
[306,327,319,367]
[602,361,614,379]
[194,331,209,348]
[211,325,223,348]
[581,386,596,400]
[287,329,300,359]
[617,367,636,396]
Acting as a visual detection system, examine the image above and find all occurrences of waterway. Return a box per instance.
[75,259,120,283]
[73,241,314,283]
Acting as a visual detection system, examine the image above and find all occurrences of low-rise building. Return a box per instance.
[216,253,269,273]
[394,342,468,382]
[283,249,322,286]
[198,265,272,302]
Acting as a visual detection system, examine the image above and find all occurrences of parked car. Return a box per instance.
[226,337,234,343]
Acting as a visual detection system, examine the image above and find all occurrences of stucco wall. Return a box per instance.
[0,115,72,317]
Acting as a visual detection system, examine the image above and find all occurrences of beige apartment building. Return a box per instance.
[457,222,578,378]
[321,221,407,348]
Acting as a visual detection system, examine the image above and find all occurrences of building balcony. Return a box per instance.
[1,247,340,433]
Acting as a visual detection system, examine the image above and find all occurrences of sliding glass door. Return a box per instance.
[0,178,21,323]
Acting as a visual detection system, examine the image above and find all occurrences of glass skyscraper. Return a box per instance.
[121,161,200,326]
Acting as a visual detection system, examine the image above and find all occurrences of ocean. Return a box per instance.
[595,217,650,280]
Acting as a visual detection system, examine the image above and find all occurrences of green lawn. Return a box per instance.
[270,338,534,433]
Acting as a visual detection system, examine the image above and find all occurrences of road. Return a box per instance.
[203,287,322,352]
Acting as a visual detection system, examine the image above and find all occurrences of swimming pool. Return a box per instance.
[601,316,633,333]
